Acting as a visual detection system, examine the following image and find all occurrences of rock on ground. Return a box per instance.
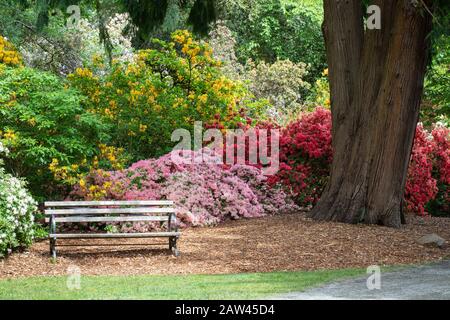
[416,233,446,248]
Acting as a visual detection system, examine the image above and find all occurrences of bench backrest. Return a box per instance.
[44,201,175,223]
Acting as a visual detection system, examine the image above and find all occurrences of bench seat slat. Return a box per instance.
[45,200,174,207]
[45,208,176,215]
[46,216,170,223]
[50,232,180,239]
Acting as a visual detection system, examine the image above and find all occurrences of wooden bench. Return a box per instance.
[45,200,180,259]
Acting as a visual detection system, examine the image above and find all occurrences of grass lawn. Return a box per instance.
[0,268,364,300]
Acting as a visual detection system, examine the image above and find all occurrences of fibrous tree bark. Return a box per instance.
[308,0,434,227]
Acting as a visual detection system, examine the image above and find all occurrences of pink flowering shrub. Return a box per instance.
[71,148,299,230]
[211,120,281,172]
[162,165,263,227]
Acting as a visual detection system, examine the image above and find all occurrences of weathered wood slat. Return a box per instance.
[50,232,180,239]
[45,207,176,215]
[45,216,170,223]
[45,200,174,207]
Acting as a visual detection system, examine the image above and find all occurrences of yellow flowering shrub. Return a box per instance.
[69,30,253,159]
[0,36,22,67]
[49,144,127,186]
[75,170,125,201]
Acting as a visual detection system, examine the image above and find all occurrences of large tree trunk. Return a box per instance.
[308,0,433,227]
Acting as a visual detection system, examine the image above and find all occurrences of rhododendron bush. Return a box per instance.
[71,148,298,230]
[273,108,449,216]
[406,124,449,216]
[68,30,266,160]
[207,108,332,207]
[272,107,332,207]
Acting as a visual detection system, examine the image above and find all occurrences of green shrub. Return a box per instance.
[245,59,311,124]
[0,66,110,200]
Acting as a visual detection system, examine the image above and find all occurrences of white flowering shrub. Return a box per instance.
[0,142,37,257]
[245,59,311,124]
[208,21,245,80]
[0,142,9,159]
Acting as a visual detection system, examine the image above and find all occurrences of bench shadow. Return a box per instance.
[38,242,176,259]
[59,248,172,259]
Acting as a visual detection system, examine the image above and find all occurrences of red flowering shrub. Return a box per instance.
[205,111,280,172]
[269,108,332,207]
[426,125,450,215]
[204,108,332,207]
[432,126,450,185]
[405,125,438,215]
[269,108,449,215]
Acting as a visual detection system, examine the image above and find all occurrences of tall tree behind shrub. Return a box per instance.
[422,21,450,127]
[221,0,326,83]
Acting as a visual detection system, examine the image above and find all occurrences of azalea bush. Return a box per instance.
[0,36,22,67]
[0,142,38,257]
[205,108,331,208]
[69,30,264,160]
[268,107,332,207]
[70,148,298,230]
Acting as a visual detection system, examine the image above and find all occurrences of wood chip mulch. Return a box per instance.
[1,213,449,279]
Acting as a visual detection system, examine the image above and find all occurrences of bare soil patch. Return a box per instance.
[1,213,449,278]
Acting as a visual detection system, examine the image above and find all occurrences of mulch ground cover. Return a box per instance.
[1,213,449,278]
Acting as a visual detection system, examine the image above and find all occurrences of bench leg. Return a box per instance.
[50,238,57,259]
[169,237,180,257]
